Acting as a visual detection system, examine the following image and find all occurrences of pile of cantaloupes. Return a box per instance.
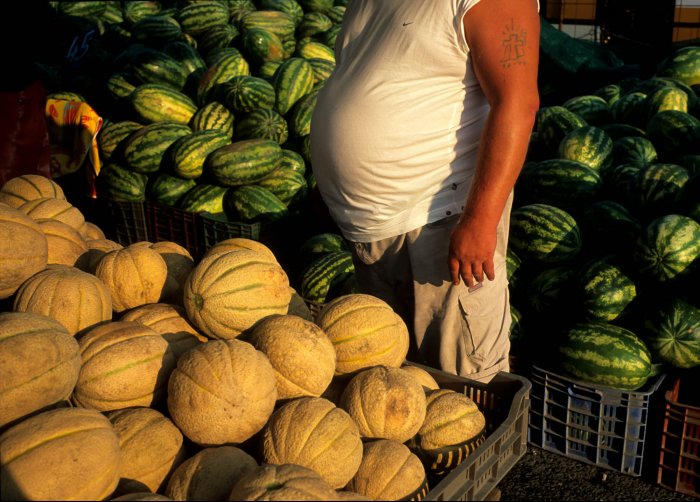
[0,174,487,501]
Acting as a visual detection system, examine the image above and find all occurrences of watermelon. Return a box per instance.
[525,265,578,317]
[235,108,289,144]
[130,49,189,90]
[557,126,613,171]
[537,107,588,155]
[122,121,192,174]
[300,250,355,303]
[307,57,336,86]
[655,45,700,87]
[242,27,285,66]
[676,172,700,222]
[130,15,184,47]
[198,24,240,58]
[147,173,197,206]
[224,184,289,223]
[579,200,642,254]
[508,204,582,265]
[257,168,307,206]
[205,138,283,187]
[105,72,138,100]
[594,84,622,106]
[635,163,689,218]
[297,12,333,38]
[632,214,700,283]
[162,40,207,75]
[221,75,277,113]
[96,163,148,202]
[240,10,296,42]
[578,258,637,322]
[289,86,320,138]
[178,183,229,216]
[123,1,162,26]
[196,48,251,105]
[642,86,689,122]
[597,123,647,141]
[562,95,611,125]
[516,159,602,213]
[272,57,315,115]
[190,101,235,137]
[257,0,304,25]
[557,322,655,390]
[97,120,143,162]
[129,83,198,125]
[279,148,306,175]
[646,110,700,158]
[294,39,335,62]
[297,0,334,14]
[228,0,257,24]
[611,136,657,166]
[610,91,647,127]
[176,1,230,37]
[168,130,232,179]
[642,298,700,369]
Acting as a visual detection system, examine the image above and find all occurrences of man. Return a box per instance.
[310,0,540,382]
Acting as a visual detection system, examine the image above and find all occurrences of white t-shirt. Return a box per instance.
[310,0,488,242]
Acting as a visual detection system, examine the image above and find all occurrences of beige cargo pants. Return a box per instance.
[348,194,513,383]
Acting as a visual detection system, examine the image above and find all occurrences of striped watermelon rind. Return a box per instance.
[557,322,654,391]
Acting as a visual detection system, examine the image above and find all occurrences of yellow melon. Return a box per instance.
[202,237,277,262]
[261,397,363,489]
[165,446,258,501]
[287,288,314,321]
[247,314,336,399]
[0,174,65,208]
[340,365,427,443]
[18,197,85,231]
[183,249,292,339]
[418,389,486,451]
[336,491,374,501]
[13,265,112,336]
[37,217,88,266]
[120,303,207,358]
[401,364,440,392]
[0,312,81,428]
[346,439,427,501]
[80,220,106,240]
[75,238,123,274]
[228,464,340,501]
[73,320,177,411]
[107,407,186,494]
[0,407,121,501]
[167,339,277,445]
[320,377,348,406]
[111,494,173,501]
[0,203,48,299]
[150,241,195,306]
[95,244,168,313]
[316,294,409,377]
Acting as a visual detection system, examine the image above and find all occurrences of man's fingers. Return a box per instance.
[460,264,474,288]
[448,257,461,285]
[483,260,496,281]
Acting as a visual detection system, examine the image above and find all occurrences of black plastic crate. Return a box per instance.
[144,201,201,258]
[97,197,149,246]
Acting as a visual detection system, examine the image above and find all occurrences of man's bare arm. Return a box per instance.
[449,0,540,287]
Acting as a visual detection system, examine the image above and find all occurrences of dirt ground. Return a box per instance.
[499,443,696,501]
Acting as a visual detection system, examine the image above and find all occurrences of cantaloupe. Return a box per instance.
[346,439,427,501]
[401,364,440,392]
[316,294,409,377]
[13,265,112,336]
[183,249,292,339]
[80,220,106,240]
[340,365,427,443]
[418,389,486,451]
[228,464,340,501]
[95,244,168,313]
[167,339,277,445]
[336,491,374,501]
[165,446,258,501]
[107,407,186,494]
[120,303,207,358]
[0,407,121,501]
[287,288,313,321]
[247,314,336,399]
[0,312,81,428]
[150,241,195,306]
[18,197,85,231]
[202,237,277,262]
[0,203,48,299]
[36,217,88,266]
[111,494,173,501]
[0,174,66,208]
[75,238,123,274]
[261,397,363,489]
[73,320,177,411]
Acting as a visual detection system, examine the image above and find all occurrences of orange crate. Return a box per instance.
[657,374,700,498]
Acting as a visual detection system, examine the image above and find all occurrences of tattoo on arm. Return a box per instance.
[501,18,527,68]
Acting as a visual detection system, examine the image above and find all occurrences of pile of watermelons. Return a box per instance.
[33,2,700,390]
[509,44,700,389]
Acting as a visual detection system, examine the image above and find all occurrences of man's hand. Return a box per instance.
[448,215,497,288]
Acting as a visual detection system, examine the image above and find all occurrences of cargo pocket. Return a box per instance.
[457,273,509,364]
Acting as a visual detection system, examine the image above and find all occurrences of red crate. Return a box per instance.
[657,374,700,498]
